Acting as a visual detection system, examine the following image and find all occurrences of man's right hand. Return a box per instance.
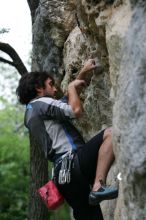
[76,58,103,84]
[81,59,97,74]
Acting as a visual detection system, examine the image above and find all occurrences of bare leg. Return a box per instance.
[92,127,115,191]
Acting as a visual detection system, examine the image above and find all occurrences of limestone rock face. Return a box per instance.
[32,0,146,219]
[32,0,77,83]
[62,25,112,140]
[113,1,146,219]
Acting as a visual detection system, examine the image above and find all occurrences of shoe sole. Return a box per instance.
[89,191,118,205]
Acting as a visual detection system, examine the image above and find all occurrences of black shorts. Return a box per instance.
[55,129,105,220]
[77,129,105,184]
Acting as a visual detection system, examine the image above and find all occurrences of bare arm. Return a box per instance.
[65,59,100,117]
[68,79,85,118]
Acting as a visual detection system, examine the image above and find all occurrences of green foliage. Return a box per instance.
[0,102,71,220]
[49,204,71,220]
[0,103,29,220]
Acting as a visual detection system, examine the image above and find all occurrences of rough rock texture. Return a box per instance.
[32,0,77,84]
[113,1,146,219]
[32,0,146,219]
[62,25,112,140]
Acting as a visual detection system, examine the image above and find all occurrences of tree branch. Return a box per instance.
[0,57,15,66]
[0,42,28,75]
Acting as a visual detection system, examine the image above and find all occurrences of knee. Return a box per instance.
[103,127,112,140]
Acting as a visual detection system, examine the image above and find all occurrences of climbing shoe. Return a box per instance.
[89,181,118,205]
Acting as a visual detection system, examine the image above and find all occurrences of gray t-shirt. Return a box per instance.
[24,96,85,160]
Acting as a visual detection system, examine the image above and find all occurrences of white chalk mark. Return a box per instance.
[117,172,122,181]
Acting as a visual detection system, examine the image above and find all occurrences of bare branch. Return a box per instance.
[0,57,15,66]
[0,42,28,75]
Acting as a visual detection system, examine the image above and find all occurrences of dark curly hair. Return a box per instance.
[16,72,54,105]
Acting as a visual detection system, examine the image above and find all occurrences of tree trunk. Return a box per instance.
[26,1,50,219]
[28,135,49,220]
[27,1,77,219]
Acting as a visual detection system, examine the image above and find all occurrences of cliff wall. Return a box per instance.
[32,0,146,219]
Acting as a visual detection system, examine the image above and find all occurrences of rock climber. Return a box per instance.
[16,59,118,220]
